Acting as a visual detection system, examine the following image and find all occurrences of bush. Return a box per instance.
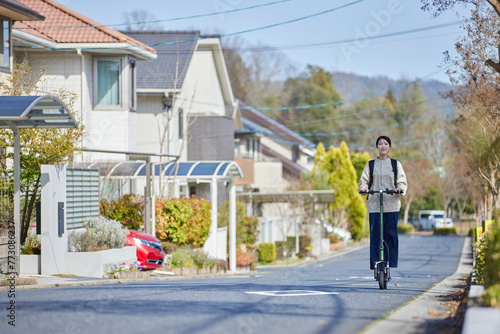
[21,228,41,254]
[433,227,457,235]
[236,248,255,267]
[155,197,212,247]
[474,221,500,307]
[397,223,415,234]
[100,194,144,230]
[69,217,127,252]
[218,200,260,248]
[170,246,218,269]
[258,242,276,263]
[275,237,297,258]
[162,241,179,254]
[329,234,341,243]
[298,235,312,258]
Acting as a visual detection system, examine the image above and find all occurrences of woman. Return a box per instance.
[359,135,407,271]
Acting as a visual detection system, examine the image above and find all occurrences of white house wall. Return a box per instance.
[135,95,187,160]
[15,50,138,163]
[253,160,286,192]
[179,49,226,117]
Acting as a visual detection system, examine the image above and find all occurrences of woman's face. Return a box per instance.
[377,138,391,156]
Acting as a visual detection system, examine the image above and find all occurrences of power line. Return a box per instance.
[18,1,365,51]
[18,0,293,30]
[285,96,450,128]
[298,109,451,137]
[176,64,452,111]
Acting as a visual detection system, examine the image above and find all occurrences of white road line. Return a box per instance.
[245,290,339,297]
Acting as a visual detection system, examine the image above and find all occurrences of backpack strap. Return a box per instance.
[368,159,375,191]
[391,158,398,189]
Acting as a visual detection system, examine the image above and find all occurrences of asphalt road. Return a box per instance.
[2,235,465,334]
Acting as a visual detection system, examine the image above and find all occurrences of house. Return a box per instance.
[12,0,157,163]
[233,101,328,250]
[0,0,44,82]
[235,100,316,194]
[125,31,236,199]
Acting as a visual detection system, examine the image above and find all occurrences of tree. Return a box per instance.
[312,142,366,240]
[279,66,343,144]
[0,62,85,244]
[422,1,500,216]
[401,159,436,225]
[421,0,500,74]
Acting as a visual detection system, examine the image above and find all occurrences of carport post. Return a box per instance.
[11,123,20,273]
[229,179,236,272]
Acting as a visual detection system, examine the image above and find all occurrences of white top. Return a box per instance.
[359,157,408,213]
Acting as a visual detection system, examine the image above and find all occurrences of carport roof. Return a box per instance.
[0,95,78,129]
[74,161,243,179]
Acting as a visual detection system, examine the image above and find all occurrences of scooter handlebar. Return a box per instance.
[359,188,404,195]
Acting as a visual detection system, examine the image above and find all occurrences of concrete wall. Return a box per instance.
[40,165,68,275]
[65,246,137,278]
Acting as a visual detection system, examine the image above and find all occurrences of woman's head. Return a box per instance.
[376,135,392,147]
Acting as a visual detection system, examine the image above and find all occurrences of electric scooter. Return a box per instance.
[360,188,402,289]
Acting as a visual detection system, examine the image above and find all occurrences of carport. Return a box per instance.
[0,95,78,272]
[77,160,244,271]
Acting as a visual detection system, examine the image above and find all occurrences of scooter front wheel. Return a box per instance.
[378,270,387,289]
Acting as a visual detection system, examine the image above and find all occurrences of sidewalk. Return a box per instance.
[362,236,473,334]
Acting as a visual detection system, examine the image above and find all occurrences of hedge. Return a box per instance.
[397,223,415,234]
[433,227,456,235]
[258,243,276,263]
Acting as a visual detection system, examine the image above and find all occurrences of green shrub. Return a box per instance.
[298,235,312,258]
[258,242,276,263]
[155,197,212,247]
[275,237,298,258]
[397,223,415,234]
[433,227,457,235]
[474,234,487,285]
[69,217,127,252]
[483,222,500,290]
[170,246,218,269]
[218,200,260,248]
[100,194,143,230]
[474,221,500,307]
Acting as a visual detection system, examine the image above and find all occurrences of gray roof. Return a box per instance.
[0,0,45,21]
[238,101,315,149]
[125,31,200,90]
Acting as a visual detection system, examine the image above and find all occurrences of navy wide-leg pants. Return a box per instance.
[369,212,399,269]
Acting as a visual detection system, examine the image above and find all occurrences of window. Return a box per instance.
[0,18,11,70]
[130,59,136,110]
[178,108,184,138]
[94,58,121,108]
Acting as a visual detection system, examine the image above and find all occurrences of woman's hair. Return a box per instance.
[376,135,392,147]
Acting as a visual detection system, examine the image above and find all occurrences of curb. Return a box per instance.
[362,236,473,334]
[0,270,252,291]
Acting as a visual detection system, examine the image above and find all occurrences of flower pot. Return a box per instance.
[106,271,150,279]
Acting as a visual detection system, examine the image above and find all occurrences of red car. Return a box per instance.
[125,230,165,270]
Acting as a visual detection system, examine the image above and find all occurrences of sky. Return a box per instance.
[54,0,471,84]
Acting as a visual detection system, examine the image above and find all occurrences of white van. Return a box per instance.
[418,210,453,230]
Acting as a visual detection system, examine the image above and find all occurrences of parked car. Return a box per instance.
[418,210,454,230]
[125,229,165,270]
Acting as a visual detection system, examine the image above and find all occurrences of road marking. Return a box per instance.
[245,290,339,297]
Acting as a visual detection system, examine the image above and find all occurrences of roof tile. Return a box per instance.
[13,0,155,53]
